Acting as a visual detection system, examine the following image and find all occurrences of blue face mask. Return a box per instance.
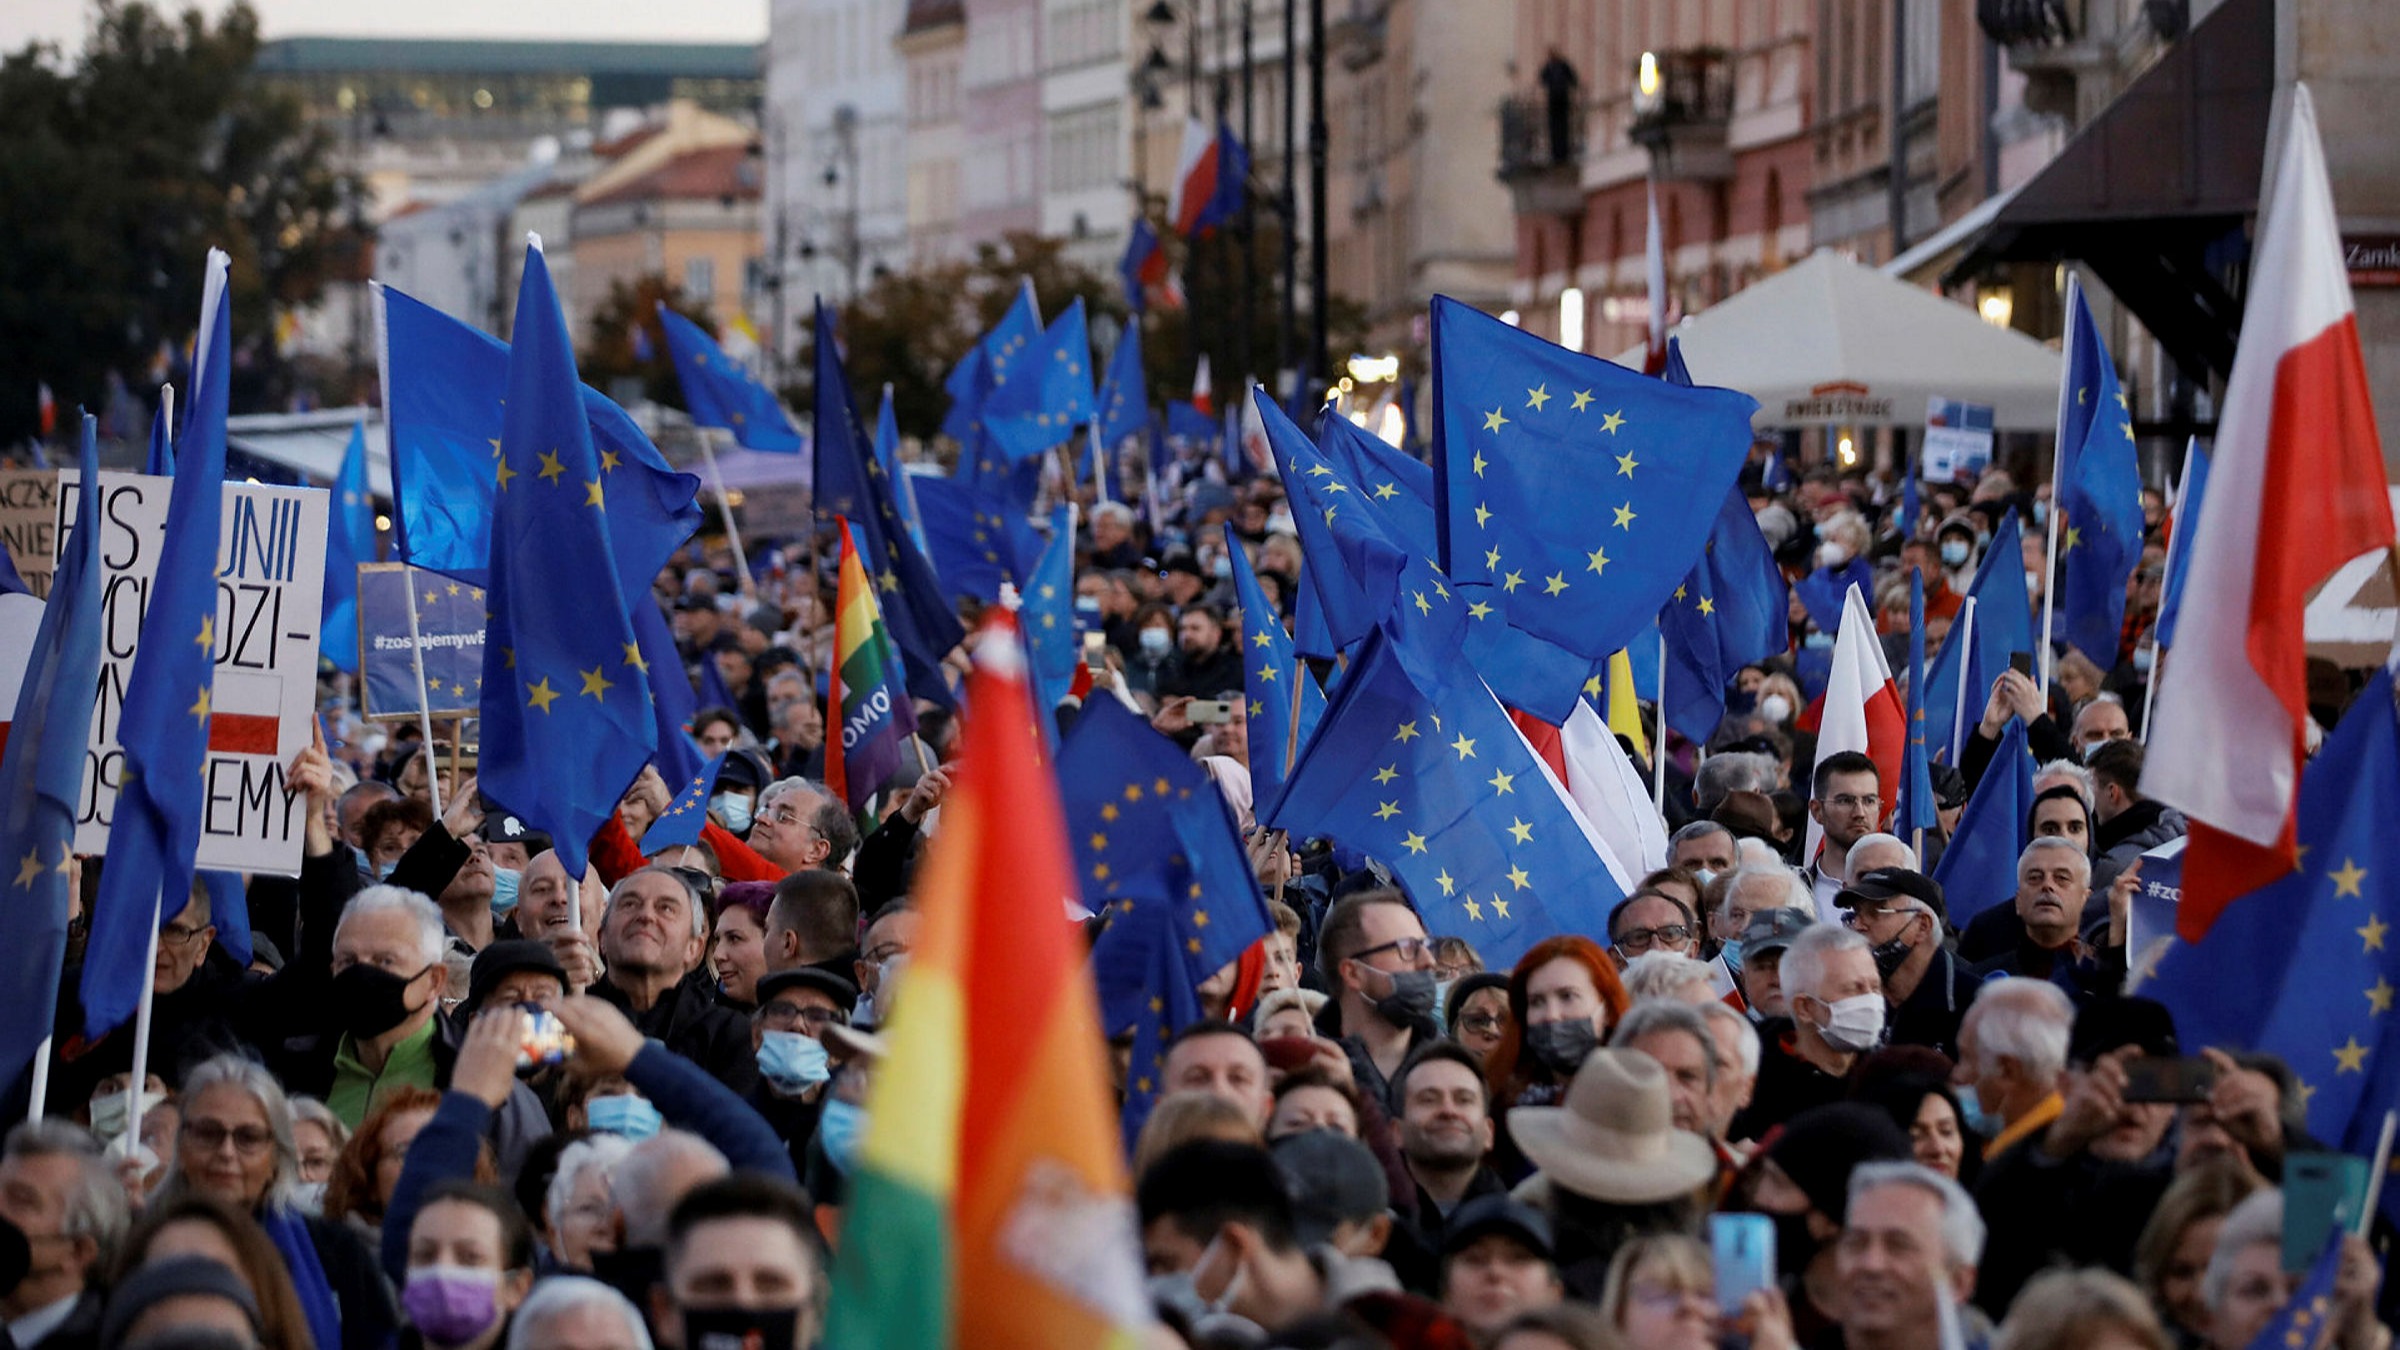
[711,792,754,834]
[1939,540,1970,568]
[374,860,397,882]
[1953,1083,2001,1139]
[756,1031,830,1095]
[817,1098,867,1172]
[1803,631,1836,651]
[1719,939,1744,972]
[585,1093,662,1141]
[489,867,521,914]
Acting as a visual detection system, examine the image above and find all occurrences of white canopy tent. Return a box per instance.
[1618,248,2065,431]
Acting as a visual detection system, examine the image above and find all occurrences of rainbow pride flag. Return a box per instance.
[825,516,917,812]
[823,615,1152,1349]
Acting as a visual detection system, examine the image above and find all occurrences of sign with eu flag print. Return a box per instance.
[55,471,328,875]
[357,563,487,720]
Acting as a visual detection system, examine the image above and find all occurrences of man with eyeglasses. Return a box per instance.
[1834,868,1979,1060]
[1605,890,1698,969]
[744,968,857,1176]
[851,904,919,1028]
[1803,752,1886,923]
[1312,889,1442,1107]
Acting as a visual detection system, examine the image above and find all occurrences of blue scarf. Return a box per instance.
[261,1204,344,1350]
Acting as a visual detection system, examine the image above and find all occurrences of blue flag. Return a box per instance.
[0,413,104,1092]
[380,284,702,591]
[85,255,233,1038]
[1097,323,1149,451]
[1062,698,1271,1148]
[1900,570,1938,836]
[144,399,173,476]
[694,642,738,714]
[478,243,658,881]
[198,871,251,969]
[939,344,987,447]
[1929,718,2033,931]
[943,281,1046,449]
[872,385,928,555]
[984,297,1096,461]
[644,750,725,854]
[1265,624,1626,969]
[1021,507,1080,723]
[320,422,376,674]
[1119,218,1164,313]
[2149,666,2400,1215]
[1658,487,1789,744]
[1920,512,2035,762]
[1429,295,1759,679]
[2155,439,2209,650]
[658,306,803,452]
[1166,399,1217,446]
[1319,413,1436,549]
[913,475,1043,607]
[2054,281,2145,664]
[1225,522,1324,812]
[2244,1230,2347,1350]
[813,303,966,708]
[632,596,709,792]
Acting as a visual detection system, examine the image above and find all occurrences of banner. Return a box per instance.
[56,471,329,876]
[2125,836,2184,991]
[1921,397,1995,483]
[357,562,485,720]
[0,469,59,598]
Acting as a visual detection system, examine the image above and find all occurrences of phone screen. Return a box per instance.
[1710,1213,1776,1316]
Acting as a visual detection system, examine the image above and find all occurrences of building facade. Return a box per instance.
[900,0,969,266]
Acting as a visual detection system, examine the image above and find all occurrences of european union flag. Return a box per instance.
[953,427,1044,521]
[914,475,1043,607]
[1658,487,1788,744]
[2054,281,2144,664]
[983,297,1096,461]
[1319,413,1434,549]
[1265,625,1626,969]
[941,280,1043,446]
[1920,512,2034,761]
[2245,1230,2346,1350]
[2149,666,2400,1218]
[1899,571,1938,836]
[872,384,928,555]
[2155,439,2209,651]
[695,642,739,715]
[478,243,658,881]
[85,254,233,1038]
[1021,507,1079,721]
[144,399,173,476]
[939,344,986,447]
[1429,295,1758,669]
[1097,323,1149,451]
[0,413,103,1095]
[320,421,376,674]
[658,306,804,452]
[1929,718,2032,931]
[1225,522,1324,811]
[1061,698,1271,1146]
[812,302,966,708]
[645,750,725,853]
[632,597,709,792]
[1166,400,1218,446]
[379,283,702,591]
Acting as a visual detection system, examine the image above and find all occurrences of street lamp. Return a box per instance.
[1634,51,1663,117]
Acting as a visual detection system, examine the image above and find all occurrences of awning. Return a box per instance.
[1943,0,2274,382]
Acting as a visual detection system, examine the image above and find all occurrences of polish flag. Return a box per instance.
[1170,119,1221,237]
[1505,701,1656,894]
[2141,85,2395,942]
[204,669,285,757]
[1804,584,1905,861]
[1191,351,1215,418]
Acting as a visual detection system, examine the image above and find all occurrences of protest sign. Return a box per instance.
[1921,397,1995,483]
[2125,835,2185,992]
[56,471,329,876]
[357,562,487,720]
[0,469,59,598]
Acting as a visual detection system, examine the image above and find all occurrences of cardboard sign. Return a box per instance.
[1921,397,1995,484]
[56,471,329,877]
[0,469,59,599]
[2124,836,2184,992]
[357,563,487,720]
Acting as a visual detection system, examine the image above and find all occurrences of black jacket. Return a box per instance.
[303,1210,401,1350]
[1969,934,2127,1006]
[1157,643,1245,702]
[1887,947,1984,1060]
[18,1289,103,1350]
[2092,799,2185,896]
[590,965,760,1098]
[1728,1029,1851,1143]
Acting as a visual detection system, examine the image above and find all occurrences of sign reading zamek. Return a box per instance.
[2345,235,2400,288]
[1782,381,1894,423]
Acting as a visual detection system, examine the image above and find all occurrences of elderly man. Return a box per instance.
[1734,907,1815,1024]
[506,1277,653,1350]
[1667,821,1738,884]
[747,779,858,873]
[1972,837,2132,1000]
[1835,868,1980,1059]
[0,1123,127,1350]
[1709,866,1810,1004]
[1693,1002,1761,1151]
[1732,924,1879,1140]
[590,868,758,1093]
[1842,833,1917,884]
[1607,890,1699,968]
[1952,977,2073,1163]
[1830,1163,1985,1350]
[1612,1002,1726,1146]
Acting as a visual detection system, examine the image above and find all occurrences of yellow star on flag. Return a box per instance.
[1613,503,1637,529]
[1502,570,1525,593]
[495,458,518,492]
[623,642,649,672]
[1570,389,1594,412]
[1586,547,1610,575]
[13,851,42,889]
[1413,592,1432,615]
[1472,451,1488,477]
[2359,914,2389,952]
[1698,596,1716,616]
[1468,600,1494,620]
[526,677,560,713]
[1401,832,1429,855]
[1251,629,1275,649]
[2366,978,2394,1015]
[1492,897,1511,919]
[1373,801,1400,821]
[1543,573,1569,596]
[1507,817,1533,845]
[1487,769,1515,795]
[1257,663,1279,682]
[188,686,211,723]
[579,666,614,699]
[1600,410,1626,434]
[1507,865,1532,890]
[1475,503,1492,528]
[1463,897,1482,921]
[1615,451,1639,478]
[1373,764,1399,785]
[1394,721,1420,742]
[2332,1037,2370,1074]
[1451,734,1476,760]
[195,615,215,651]
[1525,385,1551,411]
[600,448,623,472]
[585,479,605,508]
[538,449,566,484]
[1436,869,1456,896]
[1374,482,1398,501]
[1482,408,1508,433]
[2329,859,2368,898]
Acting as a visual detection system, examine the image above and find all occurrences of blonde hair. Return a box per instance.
[1995,1269,2170,1350]
[1254,987,1327,1028]
[1598,1233,1713,1330]
[1130,1090,1263,1181]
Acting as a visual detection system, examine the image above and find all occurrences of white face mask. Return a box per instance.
[1816,541,1850,570]
[1759,693,1794,724]
[1812,992,1888,1053]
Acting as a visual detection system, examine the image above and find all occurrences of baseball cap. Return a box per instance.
[1271,1129,1388,1247]
[1440,1194,1554,1261]
[1738,907,1814,963]
[466,939,567,1013]
[755,967,860,1009]
[1834,867,1948,923]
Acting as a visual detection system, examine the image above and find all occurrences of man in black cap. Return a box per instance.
[455,941,571,1175]
[1437,1195,1562,1342]
[1834,868,1981,1059]
[745,967,856,1176]
[1748,1103,1913,1327]
[1735,906,1814,1023]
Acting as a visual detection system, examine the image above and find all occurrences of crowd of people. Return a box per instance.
[9,427,2394,1350]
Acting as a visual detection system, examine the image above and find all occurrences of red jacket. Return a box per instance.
[589,815,785,886]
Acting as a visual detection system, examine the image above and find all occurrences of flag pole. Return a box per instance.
[1948,596,1977,763]
[697,428,756,603]
[1650,640,1669,814]
[2141,437,2201,744]
[121,886,164,1165]
[159,384,174,454]
[2037,274,2081,703]
[2361,1110,2398,1236]
[401,568,443,818]
[26,1037,51,1121]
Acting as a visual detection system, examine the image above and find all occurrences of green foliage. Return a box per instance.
[582,273,715,410]
[0,1,363,442]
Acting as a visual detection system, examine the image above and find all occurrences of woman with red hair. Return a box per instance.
[1487,936,1633,1182]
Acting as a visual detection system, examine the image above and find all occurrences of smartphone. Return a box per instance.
[2120,1056,2217,1104]
[2008,650,2034,678]
[1710,1213,1776,1316]
[2282,1151,2369,1272]
[513,1007,575,1071]
[1256,1036,1320,1073]
[1187,698,1236,725]
[1081,631,1108,669]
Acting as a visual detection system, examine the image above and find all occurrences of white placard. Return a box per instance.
[56,471,329,876]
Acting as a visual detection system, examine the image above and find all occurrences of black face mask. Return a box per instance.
[1869,915,1925,981]
[683,1305,800,1350]
[589,1245,665,1319]
[329,963,430,1040]
[1369,968,1439,1026]
[1524,1019,1599,1076]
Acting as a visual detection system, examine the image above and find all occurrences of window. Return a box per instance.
[1046,103,1120,193]
[685,257,715,302]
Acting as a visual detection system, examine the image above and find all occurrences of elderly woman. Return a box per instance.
[161,1054,398,1350]
[543,1135,635,1274]
[2203,1189,2386,1350]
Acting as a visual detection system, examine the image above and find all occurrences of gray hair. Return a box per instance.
[1722,864,1812,921]
[507,1275,655,1350]
[1092,501,1136,529]
[288,1097,350,1155]
[1967,978,2075,1082]
[546,1133,636,1239]
[1694,999,1762,1077]
[1619,952,1718,1004]
[337,884,447,968]
[4,1121,130,1263]
[1611,1001,1719,1087]
[1844,833,1919,879]
[2033,760,2096,809]
[1777,922,1869,1004]
[1849,1161,1986,1268]
[613,1129,728,1248]
[169,1055,302,1210]
[1734,837,1786,870]
[1668,820,1733,856]
[2203,1188,2282,1315]
[1693,752,1778,812]
[2017,836,2093,881]
[605,867,711,941]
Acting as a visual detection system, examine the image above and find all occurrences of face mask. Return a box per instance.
[488,867,521,915]
[330,963,430,1040]
[1869,921,1919,981]
[1209,553,1233,578]
[1811,992,1888,1054]
[2133,645,2156,674]
[1953,1083,2001,1138]
[1815,541,1850,570]
[1430,979,1455,1018]
[292,1180,328,1215]
[1759,693,1793,724]
[2032,501,2050,527]
[1802,631,1835,651]
[1525,1019,1599,1076]
[375,860,398,882]
[710,792,754,834]
[1364,967,1438,1026]
[88,1089,165,1142]
[683,1306,800,1350]
[586,1093,663,1141]
[757,1030,831,1095]
[402,1264,502,1347]
[817,1098,867,1172]
[1718,939,1744,972]
[2026,570,2044,596]
[1139,628,1172,660]
[1939,540,1970,568]
[1692,868,1718,890]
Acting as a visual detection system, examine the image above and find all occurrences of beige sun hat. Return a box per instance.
[1505,1047,1720,1205]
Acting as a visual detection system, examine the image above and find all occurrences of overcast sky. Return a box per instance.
[2,0,768,54]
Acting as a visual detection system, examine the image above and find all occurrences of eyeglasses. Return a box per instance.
[1455,1013,1505,1036]
[1614,924,1692,953]
[1824,793,1882,812]
[1348,936,1429,966]
[862,944,910,967]
[161,923,210,947]
[758,1003,848,1030]
[183,1120,275,1157]
[1840,906,1928,931]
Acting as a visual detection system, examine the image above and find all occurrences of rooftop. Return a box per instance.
[581,142,760,207]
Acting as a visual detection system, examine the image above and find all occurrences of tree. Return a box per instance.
[0,1,362,443]
[582,273,715,410]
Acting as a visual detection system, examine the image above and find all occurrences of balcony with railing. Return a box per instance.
[1496,92,1586,217]
[1627,48,1734,182]
[1977,0,2188,121]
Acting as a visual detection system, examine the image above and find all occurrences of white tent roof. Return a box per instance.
[1619,248,2065,431]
